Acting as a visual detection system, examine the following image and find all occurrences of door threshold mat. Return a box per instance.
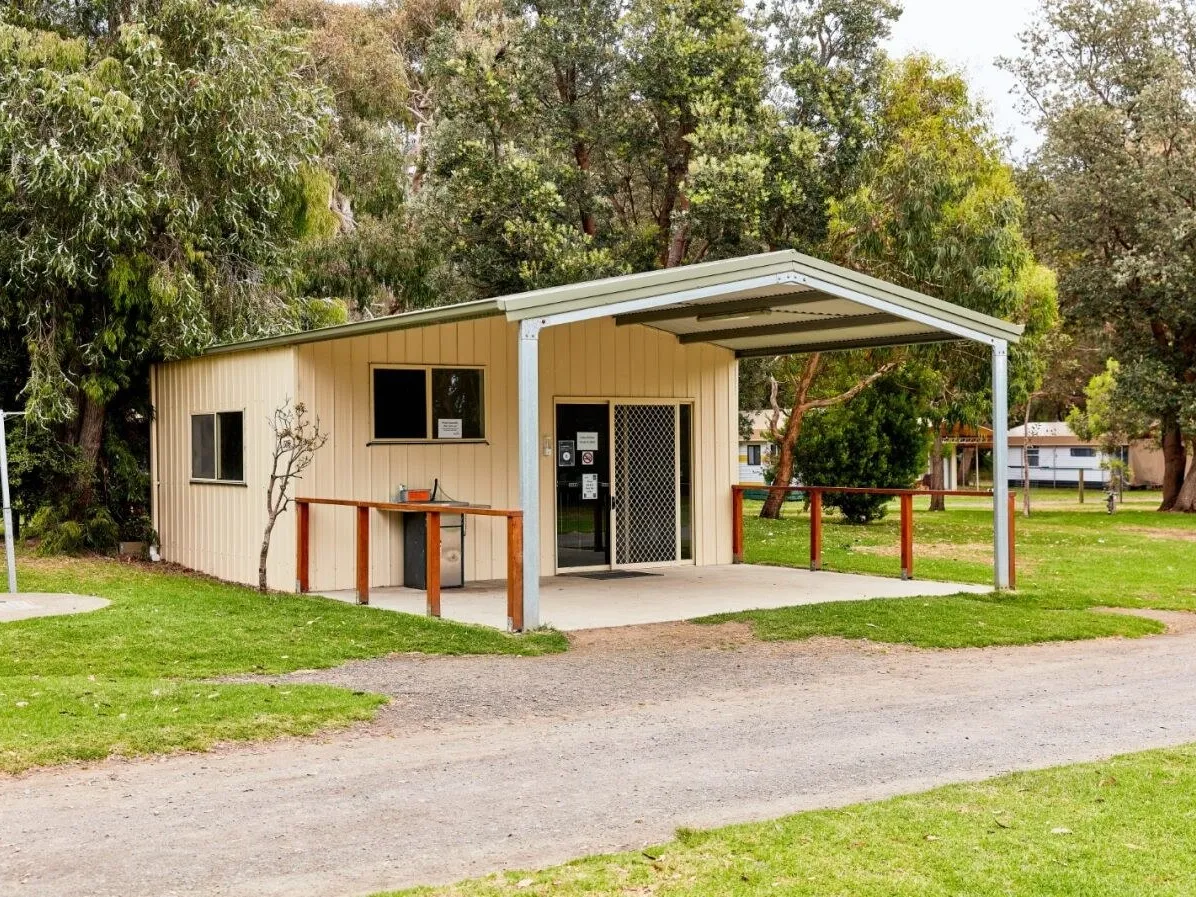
[568,570,663,581]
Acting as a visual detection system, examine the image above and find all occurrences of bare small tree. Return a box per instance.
[259,401,328,593]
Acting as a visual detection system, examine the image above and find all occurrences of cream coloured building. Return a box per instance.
[151,251,1022,627]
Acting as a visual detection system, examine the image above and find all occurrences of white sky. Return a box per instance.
[886,0,1041,159]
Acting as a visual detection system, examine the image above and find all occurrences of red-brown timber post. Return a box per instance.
[355,505,370,605]
[507,513,524,631]
[899,493,914,580]
[296,500,310,593]
[426,511,442,618]
[809,489,823,571]
[732,486,744,563]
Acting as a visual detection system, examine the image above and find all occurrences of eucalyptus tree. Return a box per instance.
[1010,0,1196,511]
[828,56,1055,511]
[0,0,331,510]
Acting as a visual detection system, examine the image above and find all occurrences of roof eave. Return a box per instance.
[200,298,505,358]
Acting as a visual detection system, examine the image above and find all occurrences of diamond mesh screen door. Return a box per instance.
[614,404,678,564]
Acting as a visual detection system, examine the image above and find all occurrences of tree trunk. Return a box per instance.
[1160,415,1186,511]
[959,446,975,488]
[259,512,277,593]
[760,408,806,519]
[758,355,896,520]
[928,428,946,511]
[75,394,106,510]
[1170,441,1196,512]
[760,356,821,519]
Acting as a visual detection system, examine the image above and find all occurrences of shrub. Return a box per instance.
[793,373,931,524]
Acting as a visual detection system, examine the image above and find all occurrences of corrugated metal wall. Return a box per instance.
[295,315,737,592]
[154,315,738,592]
[153,347,298,591]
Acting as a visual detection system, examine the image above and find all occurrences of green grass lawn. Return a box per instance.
[699,491,1195,647]
[0,555,565,773]
[388,744,1196,896]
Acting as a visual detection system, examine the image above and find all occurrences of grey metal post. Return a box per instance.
[991,341,1011,589]
[517,319,544,629]
[0,412,17,593]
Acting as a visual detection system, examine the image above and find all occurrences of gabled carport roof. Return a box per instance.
[204,249,1021,357]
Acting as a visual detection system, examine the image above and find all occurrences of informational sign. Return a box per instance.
[557,440,575,467]
[580,450,595,466]
[577,431,600,451]
[582,473,598,500]
[437,418,463,439]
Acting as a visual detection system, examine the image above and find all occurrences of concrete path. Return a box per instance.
[320,564,989,630]
[3,614,1196,897]
[0,592,108,622]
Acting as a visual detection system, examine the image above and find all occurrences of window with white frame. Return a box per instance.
[1026,448,1040,468]
[191,411,244,483]
[372,365,485,442]
[746,444,762,466]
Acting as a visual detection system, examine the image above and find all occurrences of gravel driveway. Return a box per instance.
[4,613,1196,897]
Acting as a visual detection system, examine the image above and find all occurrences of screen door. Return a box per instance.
[613,403,678,565]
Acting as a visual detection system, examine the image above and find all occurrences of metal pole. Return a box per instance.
[0,412,17,593]
[517,319,544,630]
[991,342,1011,590]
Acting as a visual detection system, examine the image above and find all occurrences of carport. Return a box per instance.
[508,250,1021,628]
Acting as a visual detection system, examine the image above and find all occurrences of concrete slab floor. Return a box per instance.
[318,564,990,631]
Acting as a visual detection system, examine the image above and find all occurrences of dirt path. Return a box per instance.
[5,615,1196,897]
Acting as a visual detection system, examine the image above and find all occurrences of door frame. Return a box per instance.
[553,396,695,574]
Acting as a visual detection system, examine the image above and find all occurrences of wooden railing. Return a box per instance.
[732,485,1016,588]
[295,498,525,631]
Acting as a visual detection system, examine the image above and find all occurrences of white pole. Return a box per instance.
[991,342,1011,590]
[517,319,544,630]
[0,412,17,593]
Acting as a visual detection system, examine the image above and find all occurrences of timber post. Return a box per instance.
[296,500,310,593]
[809,489,823,571]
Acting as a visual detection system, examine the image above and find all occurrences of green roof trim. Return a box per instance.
[200,250,1021,359]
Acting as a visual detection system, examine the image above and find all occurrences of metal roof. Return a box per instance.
[204,250,1021,358]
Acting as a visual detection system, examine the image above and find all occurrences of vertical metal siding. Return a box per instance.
[159,316,736,592]
[155,347,298,591]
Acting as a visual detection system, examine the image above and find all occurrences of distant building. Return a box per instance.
[1008,422,1129,488]
[738,411,780,485]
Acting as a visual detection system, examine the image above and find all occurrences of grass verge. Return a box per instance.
[0,676,384,774]
[0,555,565,772]
[387,744,1196,896]
[698,495,1193,648]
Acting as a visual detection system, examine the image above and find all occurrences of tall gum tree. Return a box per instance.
[0,1,331,510]
[826,56,1055,513]
[1009,0,1196,511]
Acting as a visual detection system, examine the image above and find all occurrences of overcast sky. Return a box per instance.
[886,0,1041,159]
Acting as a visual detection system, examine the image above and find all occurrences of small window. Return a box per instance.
[432,368,484,439]
[746,444,762,466]
[373,365,485,441]
[374,368,428,439]
[192,411,244,483]
[1026,448,1040,468]
[1070,447,1097,458]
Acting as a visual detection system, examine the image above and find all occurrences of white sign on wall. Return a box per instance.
[582,473,598,500]
[438,418,463,439]
[577,431,599,451]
